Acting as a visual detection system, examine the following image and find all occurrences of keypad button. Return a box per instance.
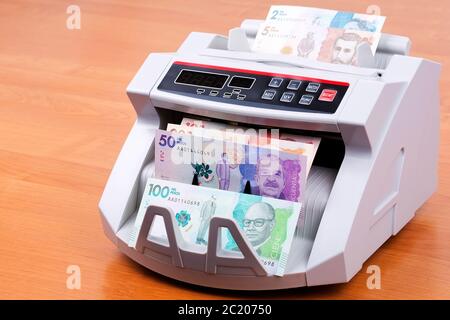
[299,95,314,105]
[268,78,284,88]
[318,89,338,102]
[261,89,277,100]
[237,94,246,100]
[306,82,321,93]
[280,92,295,103]
[287,80,302,90]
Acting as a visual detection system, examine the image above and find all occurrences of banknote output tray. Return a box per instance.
[99,19,441,290]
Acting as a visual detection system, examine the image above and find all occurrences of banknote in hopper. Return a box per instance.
[261,5,385,32]
[254,25,382,65]
[128,178,303,276]
[253,5,386,65]
[154,129,308,202]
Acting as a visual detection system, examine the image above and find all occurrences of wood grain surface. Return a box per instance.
[0,0,449,299]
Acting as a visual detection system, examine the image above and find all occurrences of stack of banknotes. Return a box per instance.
[252,5,386,65]
[128,117,322,276]
[129,178,302,276]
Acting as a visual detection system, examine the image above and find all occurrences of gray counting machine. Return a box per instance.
[99,19,441,290]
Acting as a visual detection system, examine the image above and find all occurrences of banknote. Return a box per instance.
[128,178,303,276]
[179,118,231,129]
[177,118,321,175]
[154,129,308,202]
[167,123,316,176]
[180,118,321,153]
[262,5,385,32]
[253,25,382,65]
[253,5,386,65]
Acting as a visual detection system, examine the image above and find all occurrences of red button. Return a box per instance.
[318,89,337,102]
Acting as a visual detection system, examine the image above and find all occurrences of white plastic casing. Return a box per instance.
[99,28,441,290]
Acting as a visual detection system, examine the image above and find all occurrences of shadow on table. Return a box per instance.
[101,252,350,299]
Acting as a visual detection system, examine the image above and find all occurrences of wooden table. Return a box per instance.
[0,0,449,299]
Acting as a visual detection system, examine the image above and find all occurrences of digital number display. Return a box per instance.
[175,70,229,89]
[228,76,255,89]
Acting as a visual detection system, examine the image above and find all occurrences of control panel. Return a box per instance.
[157,61,350,114]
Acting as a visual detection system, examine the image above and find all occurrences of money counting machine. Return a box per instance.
[99,19,441,290]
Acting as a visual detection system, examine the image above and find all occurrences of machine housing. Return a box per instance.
[99,19,441,290]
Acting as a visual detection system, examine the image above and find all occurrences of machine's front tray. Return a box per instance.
[106,166,338,290]
[113,213,312,290]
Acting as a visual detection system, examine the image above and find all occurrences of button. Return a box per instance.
[196,88,205,94]
[209,90,219,96]
[280,92,295,103]
[287,80,302,90]
[306,82,320,93]
[318,89,338,102]
[237,94,246,100]
[268,78,284,88]
[261,89,277,100]
[232,88,241,94]
[299,95,314,105]
[223,92,232,98]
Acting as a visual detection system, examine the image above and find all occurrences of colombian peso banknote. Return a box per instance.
[253,5,386,65]
[167,122,317,176]
[128,178,303,276]
[154,129,308,202]
[177,117,321,175]
[260,5,385,32]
